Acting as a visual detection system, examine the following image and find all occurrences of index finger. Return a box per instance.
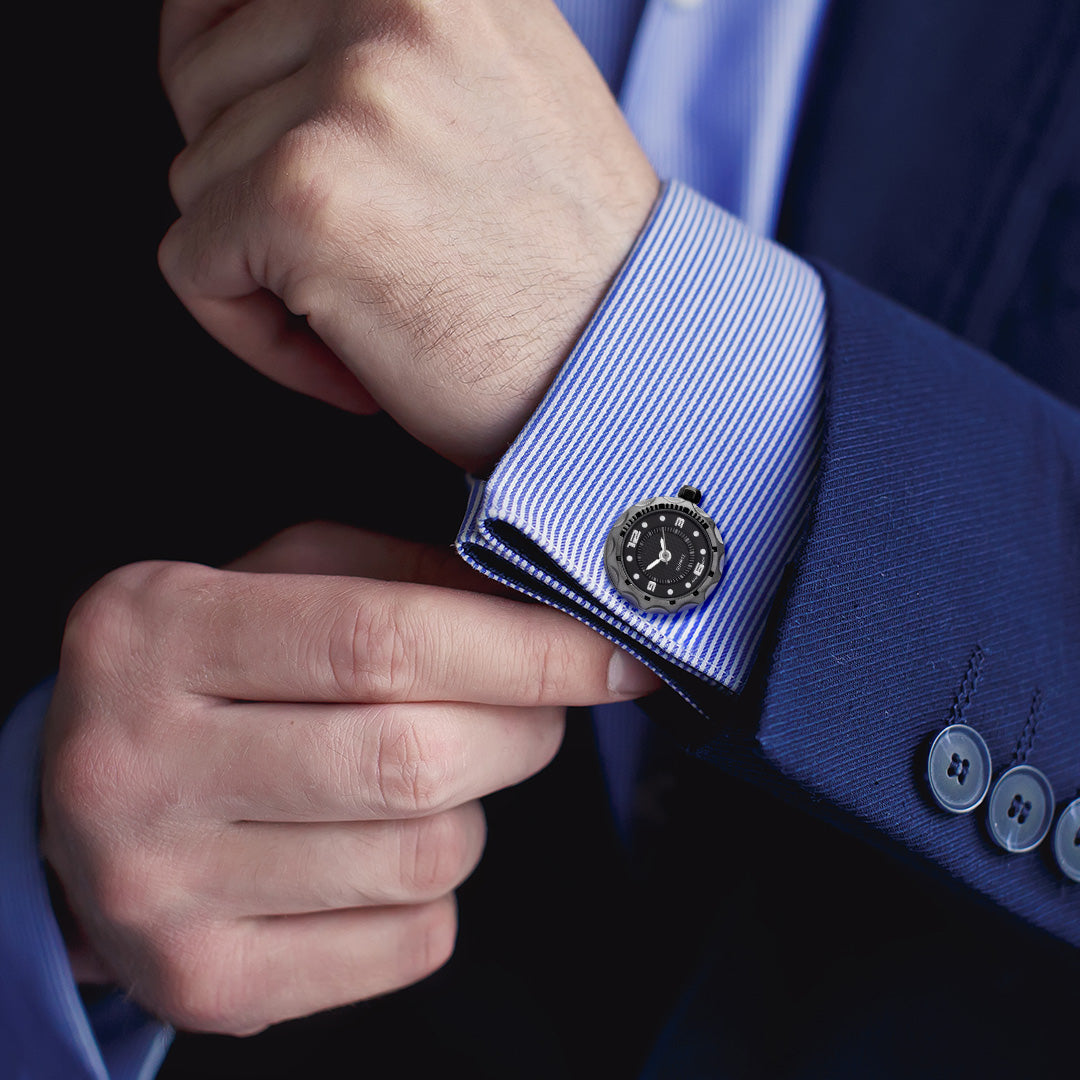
[165,565,661,706]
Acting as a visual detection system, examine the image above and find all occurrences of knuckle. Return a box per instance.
[319,0,438,108]
[400,809,476,897]
[166,147,197,211]
[161,44,224,145]
[258,123,340,238]
[321,47,398,138]
[254,521,338,570]
[524,628,580,705]
[326,593,414,700]
[370,708,455,816]
[130,559,214,609]
[156,220,185,290]
[253,126,350,316]
[47,560,218,821]
[399,898,458,986]
[92,853,162,933]
[69,561,213,678]
[61,566,147,676]
[43,708,133,853]
[155,930,255,1035]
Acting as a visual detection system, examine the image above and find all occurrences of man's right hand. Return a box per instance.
[40,523,659,1035]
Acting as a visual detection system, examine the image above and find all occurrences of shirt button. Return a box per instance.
[986,764,1055,853]
[926,724,993,813]
[1052,797,1080,882]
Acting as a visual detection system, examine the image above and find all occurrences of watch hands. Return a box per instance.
[646,533,673,571]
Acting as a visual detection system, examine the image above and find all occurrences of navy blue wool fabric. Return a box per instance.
[739,265,1079,945]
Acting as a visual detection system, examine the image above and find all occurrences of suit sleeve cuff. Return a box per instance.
[457,181,825,700]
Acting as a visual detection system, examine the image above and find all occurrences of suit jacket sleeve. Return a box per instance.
[717,260,1078,945]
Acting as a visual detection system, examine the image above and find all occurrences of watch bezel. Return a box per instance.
[603,494,725,613]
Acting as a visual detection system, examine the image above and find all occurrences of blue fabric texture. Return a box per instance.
[750,264,1080,945]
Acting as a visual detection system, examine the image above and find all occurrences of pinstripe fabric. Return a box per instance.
[458,181,825,694]
[619,0,829,237]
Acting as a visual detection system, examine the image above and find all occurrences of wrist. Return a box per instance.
[459,180,663,473]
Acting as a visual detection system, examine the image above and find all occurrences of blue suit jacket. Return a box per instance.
[763,0,1080,942]
[627,2,1080,1075]
[51,1,1080,1077]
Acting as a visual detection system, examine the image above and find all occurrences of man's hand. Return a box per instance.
[157,0,659,471]
[40,523,659,1035]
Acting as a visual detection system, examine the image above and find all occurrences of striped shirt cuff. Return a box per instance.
[457,181,825,701]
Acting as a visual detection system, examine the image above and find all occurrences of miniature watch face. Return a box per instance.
[604,489,724,613]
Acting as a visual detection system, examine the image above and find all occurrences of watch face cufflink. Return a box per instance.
[603,485,724,613]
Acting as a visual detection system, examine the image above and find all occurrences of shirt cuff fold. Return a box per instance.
[457,181,825,702]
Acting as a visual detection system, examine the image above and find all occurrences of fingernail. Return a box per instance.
[608,649,661,697]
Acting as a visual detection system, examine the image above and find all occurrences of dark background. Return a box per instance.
[6,5,466,722]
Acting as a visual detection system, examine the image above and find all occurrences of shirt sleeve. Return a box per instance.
[0,681,173,1080]
[457,181,825,704]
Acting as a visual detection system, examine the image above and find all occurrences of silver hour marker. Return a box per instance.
[628,529,641,548]
[675,516,685,528]
[693,562,705,576]
[646,580,656,592]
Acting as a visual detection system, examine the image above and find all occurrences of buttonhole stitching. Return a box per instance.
[1012,688,1041,765]
[948,645,984,726]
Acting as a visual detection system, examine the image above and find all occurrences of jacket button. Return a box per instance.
[927,724,992,813]
[1052,798,1080,882]
[986,765,1055,853]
